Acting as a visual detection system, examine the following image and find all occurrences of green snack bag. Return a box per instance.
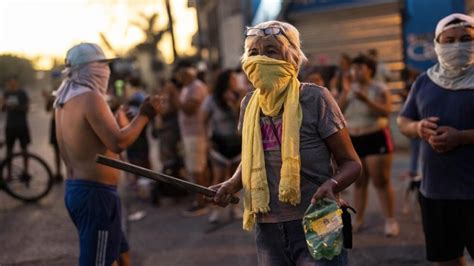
[302,198,343,260]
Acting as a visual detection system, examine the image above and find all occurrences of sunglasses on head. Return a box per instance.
[245,26,297,49]
[245,27,284,37]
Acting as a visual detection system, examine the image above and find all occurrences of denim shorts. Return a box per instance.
[255,220,348,266]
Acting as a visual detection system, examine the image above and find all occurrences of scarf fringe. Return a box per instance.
[279,188,301,206]
[243,209,255,231]
[242,206,271,231]
[253,206,271,213]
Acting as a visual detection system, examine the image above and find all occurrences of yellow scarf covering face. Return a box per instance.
[241,55,302,231]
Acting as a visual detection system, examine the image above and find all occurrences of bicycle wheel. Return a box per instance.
[0,152,53,202]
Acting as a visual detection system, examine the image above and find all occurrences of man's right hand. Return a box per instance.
[208,181,239,207]
[139,95,163,119]
[417,117,439,141]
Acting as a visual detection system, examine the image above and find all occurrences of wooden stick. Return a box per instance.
[96,155,239,204]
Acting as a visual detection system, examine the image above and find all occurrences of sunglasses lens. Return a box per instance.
[265,27,281,35]
[245,27,282,37]
[246,28,259,36]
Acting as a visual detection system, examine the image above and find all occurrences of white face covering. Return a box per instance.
[427,41,474,90]
[53,62,111,108]
[435,41,474,70]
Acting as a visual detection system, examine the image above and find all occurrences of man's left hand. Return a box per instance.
[428,126,462,153]
[311,179,337,204]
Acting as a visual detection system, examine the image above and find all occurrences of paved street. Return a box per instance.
[0,89,432,266]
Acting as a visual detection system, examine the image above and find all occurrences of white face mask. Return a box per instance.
[434,41,474,70]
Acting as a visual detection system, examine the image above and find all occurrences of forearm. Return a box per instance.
[397,116,419,138]
[116,113,130,128]
[365,100,390,116]
[227,163,243,192]
[116,115,149,150]
[117,117,129,128]
[331,160,361,193]
[459,129,474,145]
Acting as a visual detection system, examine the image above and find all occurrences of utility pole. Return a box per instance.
[165,0,178,61]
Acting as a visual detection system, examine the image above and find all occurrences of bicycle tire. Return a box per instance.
[1,152,53,202]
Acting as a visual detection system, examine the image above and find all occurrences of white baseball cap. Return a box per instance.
[435,13,474,40]
[65,43,116,67]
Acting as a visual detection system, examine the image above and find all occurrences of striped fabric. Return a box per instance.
[95,230,109,266]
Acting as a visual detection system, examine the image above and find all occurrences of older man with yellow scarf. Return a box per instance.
[209,21,361,266]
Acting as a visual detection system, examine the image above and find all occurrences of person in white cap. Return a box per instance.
[397,13,474,265]
[54,43,162,266]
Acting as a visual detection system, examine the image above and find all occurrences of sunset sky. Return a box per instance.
[0,0,198,69]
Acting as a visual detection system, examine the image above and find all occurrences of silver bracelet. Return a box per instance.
[330,178,339,186]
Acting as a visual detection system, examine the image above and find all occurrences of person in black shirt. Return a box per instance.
[2,76,30,174]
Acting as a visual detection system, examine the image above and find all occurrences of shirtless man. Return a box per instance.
[54,43,161,266]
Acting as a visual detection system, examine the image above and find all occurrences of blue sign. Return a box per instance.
[403,0,465,71]
[288,0,396,13]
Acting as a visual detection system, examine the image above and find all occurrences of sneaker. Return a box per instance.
[128,210,147,221]
[384,218,400,237]
[208,209,220,223]
[182,203,210,217]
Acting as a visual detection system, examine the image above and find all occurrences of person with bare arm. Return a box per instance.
[208,21,361,266]
[54,43,162,266]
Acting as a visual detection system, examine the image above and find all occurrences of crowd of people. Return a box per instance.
[1,12,474,266]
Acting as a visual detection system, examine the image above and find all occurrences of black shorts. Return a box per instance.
[211,135,241,159]
[5,127,31,150]
[418,193,474,262]
[350,128,393,158]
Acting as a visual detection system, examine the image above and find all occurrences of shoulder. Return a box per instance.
[300,82,333,103]
[241,90,255,108]
[405,72,433,95]
[203,94,216,107]
[82,91,107,107]
[191,79,207,91]
[413,72,430,88]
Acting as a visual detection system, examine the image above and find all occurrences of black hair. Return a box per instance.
[128,76,142,88]
[213,69,234,110]
[197,71,207,84]
[446,18,465,27]
[367,49,378,57]
[173,59,194,72]
[352,55,377,78]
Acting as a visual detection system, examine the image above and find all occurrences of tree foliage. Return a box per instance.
[0,54,36,86]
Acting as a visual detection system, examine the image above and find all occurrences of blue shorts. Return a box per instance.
[65,179,129,266]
